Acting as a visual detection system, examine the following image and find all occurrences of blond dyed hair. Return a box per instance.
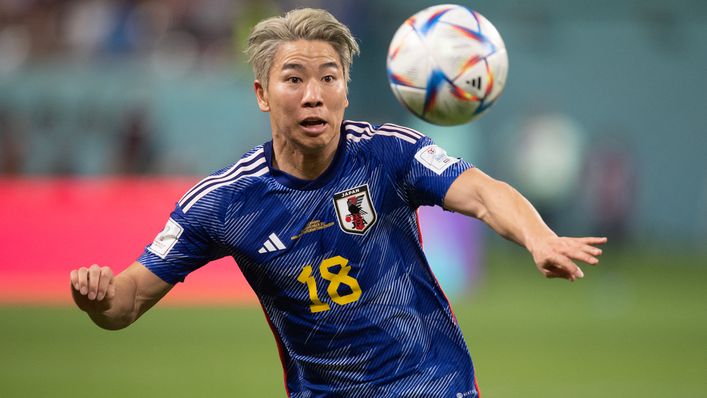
[246,8,360,88]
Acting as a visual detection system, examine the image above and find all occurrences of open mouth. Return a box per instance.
[299,117,327,128]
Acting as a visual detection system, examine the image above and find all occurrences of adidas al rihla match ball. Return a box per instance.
[387,4,509,126]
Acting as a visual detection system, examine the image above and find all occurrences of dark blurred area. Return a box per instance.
[0,0,705,247]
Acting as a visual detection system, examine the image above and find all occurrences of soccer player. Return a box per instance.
[70,8,606,398]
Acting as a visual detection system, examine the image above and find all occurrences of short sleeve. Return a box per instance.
[138,203,227,284]
[401,136,473,208]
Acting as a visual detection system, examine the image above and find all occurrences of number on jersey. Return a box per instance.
[296,255,362,313]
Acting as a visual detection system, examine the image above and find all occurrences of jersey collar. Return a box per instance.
[264,124,348,191]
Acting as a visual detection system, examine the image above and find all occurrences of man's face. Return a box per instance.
[254,40,349,155]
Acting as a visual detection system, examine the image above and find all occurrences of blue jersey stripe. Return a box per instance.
[380,122,424,139]
[344,121,422,144]
[178,148,265,207]
[182,165,268,212]
[139,119,477,397]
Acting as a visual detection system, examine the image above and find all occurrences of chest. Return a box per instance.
[238,182,385,257]
[221,169,423,313]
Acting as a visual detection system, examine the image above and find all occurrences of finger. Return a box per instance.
[77,267,89,295]
[87,265,101,300]
[547,256,583,280]
[557,241,601,266]
[544,266,574,281]
[580,244,603,257]
[70,270,79,291]
[96,267,114,301]
[542,268,563,279]
[567,249,600,266]
[576,237,608,245]
[106,279,116,300]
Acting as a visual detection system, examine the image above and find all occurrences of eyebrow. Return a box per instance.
[319,62,340,71]
[281,62,341,72]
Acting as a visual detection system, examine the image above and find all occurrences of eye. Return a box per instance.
[322,75,335,83]
[287,76,302,83]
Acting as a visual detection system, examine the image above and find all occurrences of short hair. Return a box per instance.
[246,8,360,88]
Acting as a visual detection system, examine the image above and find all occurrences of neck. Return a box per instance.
[271,134,340,180]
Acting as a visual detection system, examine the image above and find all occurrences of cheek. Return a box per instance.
[328,88,348,109]
[338,85,349,109]
[271,89,298,108]
[339,96,349,111]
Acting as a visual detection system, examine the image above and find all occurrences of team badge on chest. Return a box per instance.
[333,184,377,235]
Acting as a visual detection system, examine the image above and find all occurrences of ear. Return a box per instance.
[254,80,270,112]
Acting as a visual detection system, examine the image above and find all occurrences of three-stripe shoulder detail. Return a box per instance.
[344,120,424,144]
[178,148,268,213]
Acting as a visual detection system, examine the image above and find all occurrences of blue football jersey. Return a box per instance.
[139,120,480,398]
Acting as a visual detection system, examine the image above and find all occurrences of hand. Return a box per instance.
[528,236,607,281]
[70,264,116,310]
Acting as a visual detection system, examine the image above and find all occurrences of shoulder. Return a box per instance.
[177,145,269,214]
[343,120,427,148]
[342,120,434,166]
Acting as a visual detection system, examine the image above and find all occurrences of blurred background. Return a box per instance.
[0,0,705,397]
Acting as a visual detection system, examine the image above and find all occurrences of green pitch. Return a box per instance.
[1,245,705,397]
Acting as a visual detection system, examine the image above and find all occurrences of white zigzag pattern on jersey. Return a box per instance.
[379,122,424,139]
[178,148,264,207]
[344,120,425,138]
[344,121,422,144]
[346,125,416,144]
[182,163,268,213]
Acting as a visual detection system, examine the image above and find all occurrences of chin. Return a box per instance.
[297,138,331,154]
[297,131,338,152]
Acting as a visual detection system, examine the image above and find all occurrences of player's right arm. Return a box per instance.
[70,262,173,330]
[70,160,241,329]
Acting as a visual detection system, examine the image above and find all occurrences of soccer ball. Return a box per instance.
[387,4,509,126]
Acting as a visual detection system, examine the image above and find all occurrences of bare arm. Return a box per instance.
[444,167,606,281]
[70,262,173,330]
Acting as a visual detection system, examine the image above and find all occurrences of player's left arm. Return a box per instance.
[443,167,607,281]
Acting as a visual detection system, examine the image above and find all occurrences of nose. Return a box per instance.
[301,79,323,108]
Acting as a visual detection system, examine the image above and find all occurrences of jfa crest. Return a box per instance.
[333,184,377,235]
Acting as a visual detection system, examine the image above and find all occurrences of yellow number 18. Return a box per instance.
[296,255,362,313]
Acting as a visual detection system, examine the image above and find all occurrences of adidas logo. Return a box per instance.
[258,233,286,254]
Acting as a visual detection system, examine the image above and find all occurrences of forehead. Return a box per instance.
[271,40,342,70]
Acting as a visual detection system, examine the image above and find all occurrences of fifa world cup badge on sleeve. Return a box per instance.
[148,218,184,259]
[415,145,460,175]
[333,184,377,235]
